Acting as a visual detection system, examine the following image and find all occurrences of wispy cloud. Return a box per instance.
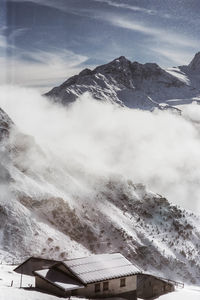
[8,0,99,20]
[150,46,194,66]
[107,16,200,49]
[5,0,200,77]
[0,27,7,50]
[0,47,88,92]
[0,35,7,50]
[93,0,156,15]
[7,28,28,44]
[99,15,200,65]
[9,0,70,12]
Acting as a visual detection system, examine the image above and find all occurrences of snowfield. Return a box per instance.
[0,265,63,300]
[161,288,200,300]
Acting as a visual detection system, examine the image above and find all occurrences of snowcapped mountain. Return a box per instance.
[1,108,200,286]
[45,53,200,110]
[1,53,200,291]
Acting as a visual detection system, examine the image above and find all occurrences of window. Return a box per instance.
[120,278,126,287]
[103,281,109,291]
[72,290,78,296]
[95,283,101,293]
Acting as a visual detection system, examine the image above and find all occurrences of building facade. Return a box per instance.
[34,253,139,299]
[71,275,137,298]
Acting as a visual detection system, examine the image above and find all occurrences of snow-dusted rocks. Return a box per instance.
[0,108,13,140]
[188,52,200,72]
[45,54,200,110]
[167,52,200,95]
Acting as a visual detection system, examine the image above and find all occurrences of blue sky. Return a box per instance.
[1,0,200,91]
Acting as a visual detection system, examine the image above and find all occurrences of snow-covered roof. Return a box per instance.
[14,257,59,276]
[62,253,140,284]
[34,268,84,291]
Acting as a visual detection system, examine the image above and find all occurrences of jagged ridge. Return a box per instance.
[45,53,200,110]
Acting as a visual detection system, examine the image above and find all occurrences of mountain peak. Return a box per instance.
[45,54,195,109]
[110,56,131,66]
[188,52,200,71]
[113,55,129,62]
[79,68,92,76]
[95,55,131,71]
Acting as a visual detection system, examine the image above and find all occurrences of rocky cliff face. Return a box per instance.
[0,108,13,141]
[188,52,200,72]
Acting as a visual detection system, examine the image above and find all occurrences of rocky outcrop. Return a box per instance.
[0,108,13,141]
[188,52,200,72]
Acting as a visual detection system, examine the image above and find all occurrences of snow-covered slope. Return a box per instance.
[0,110,89,263]
[45,54,200,110]
[166,52,200,106]
[0,107,200,286]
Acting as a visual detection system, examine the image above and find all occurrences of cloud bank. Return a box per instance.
[0,85,200,212]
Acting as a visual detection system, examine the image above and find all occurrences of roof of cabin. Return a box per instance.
[61,253,140,284]
[34,268,84,291]
[14,257,58,276]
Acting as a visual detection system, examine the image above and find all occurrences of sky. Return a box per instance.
[1,0,200,91]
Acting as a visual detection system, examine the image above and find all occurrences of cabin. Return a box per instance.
[14,253,179,299]
[34,253,138,299]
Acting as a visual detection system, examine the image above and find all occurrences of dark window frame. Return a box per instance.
[103,281,109,291]
[95,283,101,293]
[120,278,126,287]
